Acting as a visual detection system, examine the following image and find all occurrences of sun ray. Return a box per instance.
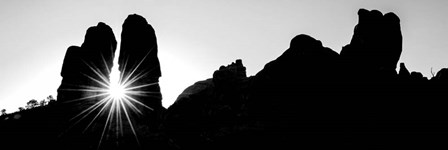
[127,90,160,96]
[64,92,109,104]
[121,97,143,114]
[100,55,112,76]
[61,51,161,148]
[115,101,122,137]
[83,61,111,85]
[119,99,141,146]
[71,96,110,121]
[82,73,110,89]
[82,99,114,133]
[122,71,148,87]
[124,81,158,91]
[120,45,155,86]
[98,99,115,150]
[118,57,129,84]
[61,97,110,135]
[123,94,154,111]
[122,65,159,89]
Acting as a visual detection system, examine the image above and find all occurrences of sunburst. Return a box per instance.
[108,82,127,100]
[62,49,158,149]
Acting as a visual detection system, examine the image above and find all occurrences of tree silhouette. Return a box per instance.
[39,99,47,107]
[26,99,38,109]
[46,95,56,105]
[18,107,25,111]
[1,109,6,115]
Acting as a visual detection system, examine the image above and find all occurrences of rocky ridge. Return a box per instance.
[1,9,448,150]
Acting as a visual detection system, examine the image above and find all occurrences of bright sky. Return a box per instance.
[1,0,447,113]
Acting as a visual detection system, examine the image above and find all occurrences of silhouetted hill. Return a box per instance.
[1,9,448,150]
[0,104,63,149]
[164,9,448,149]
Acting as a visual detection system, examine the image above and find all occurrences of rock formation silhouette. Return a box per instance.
[2,9,448,150]
[398,62,410,80]
[57,22,117,106]
[164,59,251,149]
[55,15,165,150]
[56,22,119,150]
[433,68,448,82]
[341,9,402,78]
[163,9,448,149]
[164,34,344,149]
[119,14,163,114]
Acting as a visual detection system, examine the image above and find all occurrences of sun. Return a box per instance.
[66,53,158,148]
[107,60,128,101]
[108,82,126,100]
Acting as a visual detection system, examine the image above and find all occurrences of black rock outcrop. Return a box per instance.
[341,9,402,78]
[433,68,448,82]
[3,9,448,150]
[58,22,116,106]
[52,15,165,150]
[164,59,252,149]
[55,22,118,150]
[164,9,448,149]
[119,14,163,112]
[399,62,410,79]
[213,59,247,90]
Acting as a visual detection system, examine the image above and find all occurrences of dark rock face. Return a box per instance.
[341,9,402,77]
[399,62,410,78]
[81,22,117,75]
[55,22,118,150]
[164,9,448,149]
[213,59,247,90]
[164,35,344,149]
[164,60,252,149]
[433,68,448,82]
[52,15,166,150]
[119,14,163,112]
[250,34,341,126]
[57,22,116,105]
[4,9,448,150]
[57,46,84,103]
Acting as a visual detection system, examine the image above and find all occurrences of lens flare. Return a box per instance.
[108,82,126,100]
[61,48,158,149]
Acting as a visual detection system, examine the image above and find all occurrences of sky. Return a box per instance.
[0,0,447,113]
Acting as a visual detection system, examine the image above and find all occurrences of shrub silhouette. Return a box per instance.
[25,99,38,109]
